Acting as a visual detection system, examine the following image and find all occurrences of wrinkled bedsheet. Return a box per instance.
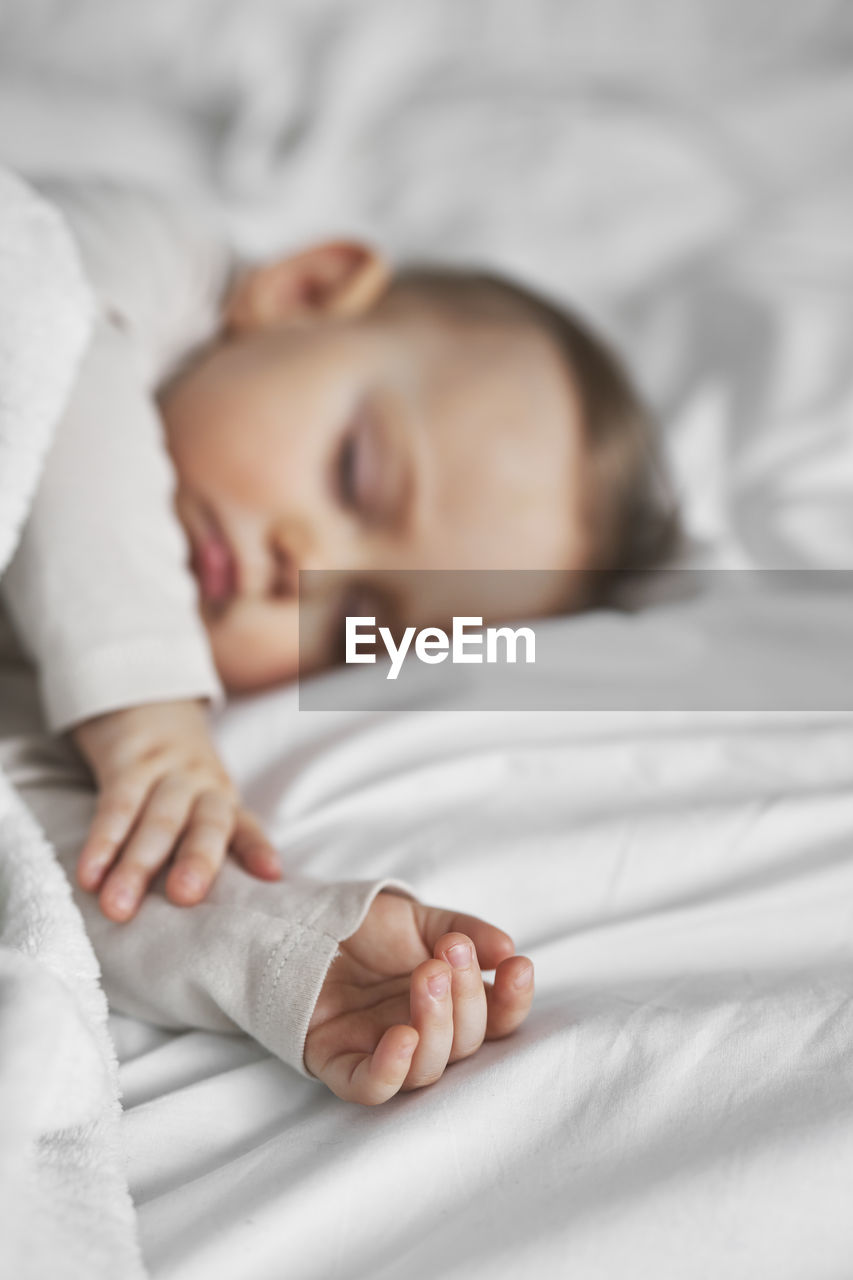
[114,691,853,1280]
[2,1,852,1276]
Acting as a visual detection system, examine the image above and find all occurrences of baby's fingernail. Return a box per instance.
[427,971,450,999]
[107,888,134,914]
[81,851,109,879]
[446,943,472,970]
[513,966,533,989]
[175,870,204,897]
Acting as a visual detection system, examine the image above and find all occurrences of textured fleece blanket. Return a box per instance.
[0,165,145,1280]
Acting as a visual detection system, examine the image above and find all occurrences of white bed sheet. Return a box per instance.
[2,1,853,1276]
[114,693,853,1280]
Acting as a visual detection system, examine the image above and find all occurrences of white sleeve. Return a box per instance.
[0,182,230,732]
[82,863,416,1077]
[1,314,223,731]
[14,761,415,1078]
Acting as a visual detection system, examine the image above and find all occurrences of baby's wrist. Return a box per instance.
[71,697,213,780]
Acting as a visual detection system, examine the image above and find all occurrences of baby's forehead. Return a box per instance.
[384,283,573,415]
[395,311,587,578]
[419,307,580,461]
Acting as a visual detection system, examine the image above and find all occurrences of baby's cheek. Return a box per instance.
[206,599,300,693]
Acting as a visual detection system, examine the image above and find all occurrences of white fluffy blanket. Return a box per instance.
[0,166,145,1280]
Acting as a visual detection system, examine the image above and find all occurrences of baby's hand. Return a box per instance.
[305,892,534,1104]
[72,699,281,922]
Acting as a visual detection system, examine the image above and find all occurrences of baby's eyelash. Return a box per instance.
[337,429,359,509]
[334,401,392,526]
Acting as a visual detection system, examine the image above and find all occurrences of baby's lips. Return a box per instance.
[193,533,236,603]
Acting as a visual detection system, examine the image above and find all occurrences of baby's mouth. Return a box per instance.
[188,503,238,608]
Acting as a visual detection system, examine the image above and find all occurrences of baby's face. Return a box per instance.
[160,252,589,691]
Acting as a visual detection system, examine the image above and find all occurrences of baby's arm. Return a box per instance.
[20,756,534,1104]
[0,313,222,730]
[0,184,274,918]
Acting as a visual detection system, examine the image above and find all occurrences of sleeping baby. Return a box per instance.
[1,180,676,1103]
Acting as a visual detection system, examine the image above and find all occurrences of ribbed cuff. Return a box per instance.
[253,877,416,1078]
[42,634,224,732]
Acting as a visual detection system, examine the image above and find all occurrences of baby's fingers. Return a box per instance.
[400,959,455,1090]
[164,789,238,907]
[484,955,535,1041]
[435,933,488,1062]
[230,810,282,881]
[77,776,152,893]
[99,775,200,921]
[419,905,516,972]
[321,1026,419,1106]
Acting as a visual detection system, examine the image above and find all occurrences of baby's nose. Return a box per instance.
[268,541,300,599]
[268,510,369,599]
[267,515,351,599]
[266,517,313,599]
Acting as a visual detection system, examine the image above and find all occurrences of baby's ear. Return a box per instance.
[223,241,390,332]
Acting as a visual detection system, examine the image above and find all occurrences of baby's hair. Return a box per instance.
[390,265,681,607]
